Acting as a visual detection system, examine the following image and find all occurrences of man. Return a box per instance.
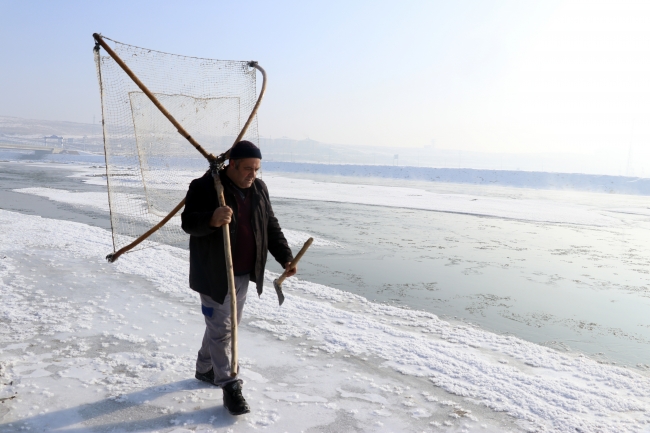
[181,140,296,415]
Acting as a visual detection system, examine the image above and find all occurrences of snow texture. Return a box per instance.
[263,162,650,195]
[2,209,650,432]
[13,187,113,212]
[263,175,619,226]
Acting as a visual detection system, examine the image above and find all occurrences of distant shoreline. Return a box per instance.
[4,152,650,196]
[263,161,650,196]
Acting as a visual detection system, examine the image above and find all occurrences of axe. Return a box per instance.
[274,237,314,305]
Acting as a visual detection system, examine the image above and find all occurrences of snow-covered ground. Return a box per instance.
[2,209,650,432]
[3,161,650,432]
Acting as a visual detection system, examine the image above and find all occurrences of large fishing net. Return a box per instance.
[94,37,259,252]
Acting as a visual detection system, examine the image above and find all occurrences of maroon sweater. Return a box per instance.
[232,187,256,276]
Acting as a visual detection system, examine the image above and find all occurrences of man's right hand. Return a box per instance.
[210,206,233,227]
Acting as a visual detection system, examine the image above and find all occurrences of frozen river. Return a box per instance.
[3,159,650,432]
[3,161,650,368]
[266,173,650,369]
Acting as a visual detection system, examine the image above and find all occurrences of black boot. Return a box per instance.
[222,381,250,415]
[195,368,217,386]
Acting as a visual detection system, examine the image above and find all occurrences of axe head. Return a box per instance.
[273,279,285,306]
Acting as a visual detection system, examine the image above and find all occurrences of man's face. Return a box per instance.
[227,158,261,189]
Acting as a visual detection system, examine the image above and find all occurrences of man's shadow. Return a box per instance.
[0,379,237,432]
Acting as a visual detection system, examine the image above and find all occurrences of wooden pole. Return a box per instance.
[94,33,268,378]
[214,176,239,376]
[228,62,267,158]
[106,198,186,263]
[275,237,314,287]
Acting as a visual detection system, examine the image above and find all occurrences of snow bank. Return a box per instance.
[13,187,114,212]
[263,162,650,195]
[264,175,620,227]
[2,210,650,432]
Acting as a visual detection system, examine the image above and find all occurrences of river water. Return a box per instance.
[268,173,650,370]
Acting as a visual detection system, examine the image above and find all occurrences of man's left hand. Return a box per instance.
[284,262,297,277]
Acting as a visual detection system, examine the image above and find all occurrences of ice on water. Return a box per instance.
[2,162,650,432]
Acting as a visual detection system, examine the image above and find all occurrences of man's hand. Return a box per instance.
[284,262,297,277]
[210,206,233,227]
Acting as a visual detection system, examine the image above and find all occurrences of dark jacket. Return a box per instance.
[181,169,293,304]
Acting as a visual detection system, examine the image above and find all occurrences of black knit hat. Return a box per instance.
[229,140,262,160]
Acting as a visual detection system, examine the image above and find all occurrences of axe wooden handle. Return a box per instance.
[276,237,313,286]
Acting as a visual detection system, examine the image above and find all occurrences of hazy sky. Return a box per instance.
[1,0,649,158]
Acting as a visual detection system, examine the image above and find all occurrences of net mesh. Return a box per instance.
[94,37,259,252]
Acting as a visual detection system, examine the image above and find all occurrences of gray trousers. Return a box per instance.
[196,275,249,387]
